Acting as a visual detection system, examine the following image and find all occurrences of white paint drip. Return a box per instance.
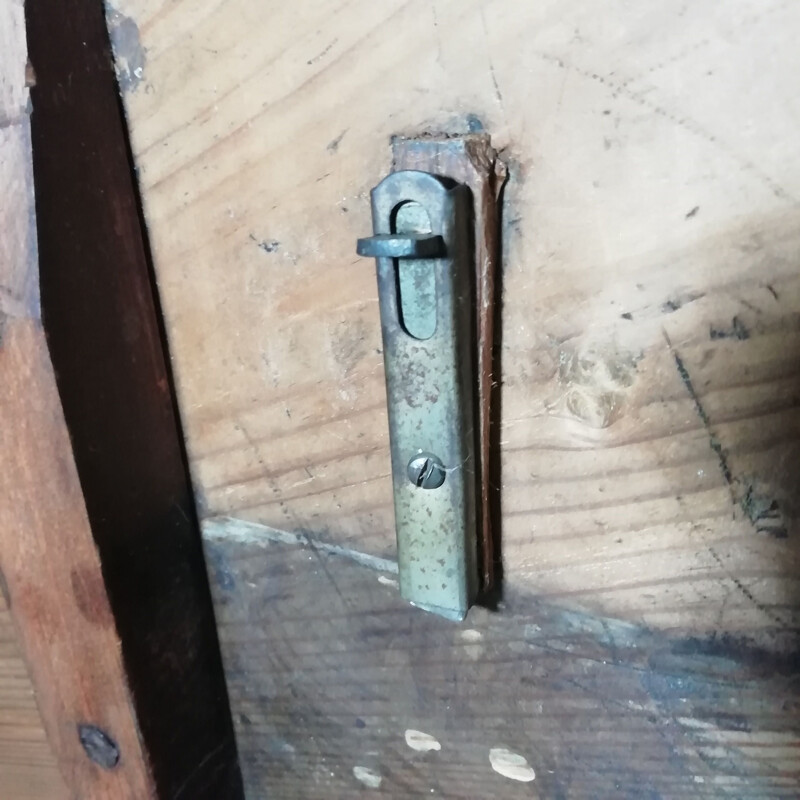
[405,729,442,752]
[378,575,399,588]
[353,765,382,788]
[489,748,536,782]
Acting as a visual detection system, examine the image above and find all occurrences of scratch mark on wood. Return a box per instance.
[202,516,398,574]
[534,50,795,202]
[307,39,338,66]
[664,331,734,499]
[172,740,226,799]
[480,9,505,122]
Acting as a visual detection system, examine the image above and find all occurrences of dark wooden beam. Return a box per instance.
[25,0,243,796]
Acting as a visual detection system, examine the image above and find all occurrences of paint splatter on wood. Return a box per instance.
[404,730,441,752]
[352,766,382,788]
[489,747,536,782]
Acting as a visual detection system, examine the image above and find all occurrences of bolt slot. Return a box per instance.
[393,200,438,341]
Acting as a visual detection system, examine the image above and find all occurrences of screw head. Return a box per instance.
[407,453,446,489]
[78,724,120,770]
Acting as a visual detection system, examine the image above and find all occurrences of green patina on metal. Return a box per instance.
[357,171,478,620]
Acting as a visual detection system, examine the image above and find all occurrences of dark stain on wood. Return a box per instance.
[25,1,243,796]
[70,567,115,628]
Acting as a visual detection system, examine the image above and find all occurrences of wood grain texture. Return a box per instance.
[1,4,148,796]
[112,1,800,795]
[0,603,65,800]
[25,0,244,795]
[0,321,156,799]
[111,0,800,635]
[205,528,800,798]
[0,8,64,797]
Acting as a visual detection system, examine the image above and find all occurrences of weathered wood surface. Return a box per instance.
[110,0,800,795]
[0,601,66,799]
[112,0,800,632]
[205,527,800,798]
[0,323,156,798]
[25,0,244,795]
[0,5,64,792]
[1,4,155,795]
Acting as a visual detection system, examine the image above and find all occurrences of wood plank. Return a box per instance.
[109,0,800,795]
[0,601,65,800]
[204,526,800,798]
[0,320,155,798]
[23,0,244,796]
[109,0,800,634]
[1,4,122,796]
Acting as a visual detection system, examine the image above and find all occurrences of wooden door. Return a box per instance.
[109,1,800,796]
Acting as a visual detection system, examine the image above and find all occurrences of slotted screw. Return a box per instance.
[407,453,446,489]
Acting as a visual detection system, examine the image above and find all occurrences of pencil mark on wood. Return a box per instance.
[665,333,734,496]
[307,39,338,66]
[534,50,794,202]
[326,130,347,153]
